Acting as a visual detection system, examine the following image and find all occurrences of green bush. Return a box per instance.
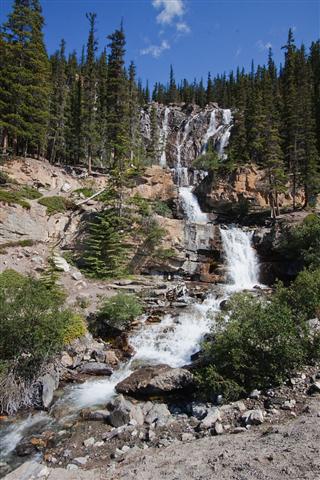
[63,313,86,344]
[197,292,308,402]
[0,270,86,379]
[152,200,173,218]
[193,146,220,171]
[275,268,320,320]
[94,293,143,337]
[38,196,74,215]
[278,214,320,269]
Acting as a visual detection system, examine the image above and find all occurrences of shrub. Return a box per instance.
[94,293,143,337]
[0,270,85,379]
[0,239,34,254]
[275,268,320,320]
[193,146,220,171]
[152,200,173,218]
[38,196,74,215]
[278,214,320,269]
[197,292,308,402]
[63,313,86,344]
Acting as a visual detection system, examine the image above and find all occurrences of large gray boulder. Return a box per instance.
[106,395,144,428]
[115,364,195,398]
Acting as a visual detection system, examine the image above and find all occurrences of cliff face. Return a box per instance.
[140,103,232,168]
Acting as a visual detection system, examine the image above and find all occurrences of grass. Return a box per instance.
[74,187,96,198]
[0,188,30,209]
[0,239,35,254]
[19,186,42,200]
[38,196,75,215]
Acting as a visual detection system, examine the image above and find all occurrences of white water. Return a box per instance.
[0,412,50,460]
[220,227,260,290]
[179,187,208,223]
[0,226,260,463]
[218,109,233,159]
[159,107,170,167]
[202,110,217,153]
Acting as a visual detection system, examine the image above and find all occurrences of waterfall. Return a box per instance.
[218,109,233,159]
[220,226,260,290]
[159,107,170,167]
[0,226,260,466]
[202,110,218,153]
[179,187,208,223]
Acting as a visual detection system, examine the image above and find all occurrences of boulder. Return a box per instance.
[241,409,265,426]
[52,254,70,272]
[144,403,171,426]
[77,362,113,376]
[106,395,144,428]
[39,371,59,409]
[199,408,221,429]
[115,364,195,398]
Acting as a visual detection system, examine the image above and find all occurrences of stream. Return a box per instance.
[0,106,260,476]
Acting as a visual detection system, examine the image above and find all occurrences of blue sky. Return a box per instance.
[0,0,319,86]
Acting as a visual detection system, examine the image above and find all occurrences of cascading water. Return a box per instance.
[220,226,260,290]
[218,109,233,159]
[159,107,170,167]
[0,225,260,471]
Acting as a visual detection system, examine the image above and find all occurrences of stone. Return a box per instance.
[232,427,247,434]
[115,364,195,398]
[72,270,82,281]
[52,255,70,272]
[307,382,320,395]
[241,409,265,426]
[73,456,88,466]
[80,408,110,421]
[105,350,120,366]
[107,409,131,428]
[61,182,72,192]
[145,403,171,426]
[213,421,224,435]
[199,408,221,429]
[181,433,194,442]
[39,372,59,409]
[190,402,208,420]
[67,464,79,471]
[83,437,95,447]
[249,389,261,399]
[94,441,104,448]
[77,362,113,376]
[281,399,296,410]
[60,352,73,368]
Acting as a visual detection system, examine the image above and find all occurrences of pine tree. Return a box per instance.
[0,0,50,156]
[106,24,129,171]
[83,207,129,278]
[83,12,98,173]
[167,65,178,103]
[64,52,83,164]
[281,28,300,209]
[96,48,108,165]
[128,61,141,163]
[206,72,214,104]
[47,39,68,163]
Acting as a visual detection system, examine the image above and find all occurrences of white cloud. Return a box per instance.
[256,40,272,51]
[152,0,185,25]
[176,21,190,34]
[140,39,170,58]
[235,47,242,57]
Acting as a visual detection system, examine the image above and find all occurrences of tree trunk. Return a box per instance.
[2,129,8,154]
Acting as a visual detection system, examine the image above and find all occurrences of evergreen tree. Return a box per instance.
[96,48,108,165]
[47,39,67,163]
[0,0,50,156]
[106,24,129,171]
[83,12,98,173]
[206,72,214,103]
